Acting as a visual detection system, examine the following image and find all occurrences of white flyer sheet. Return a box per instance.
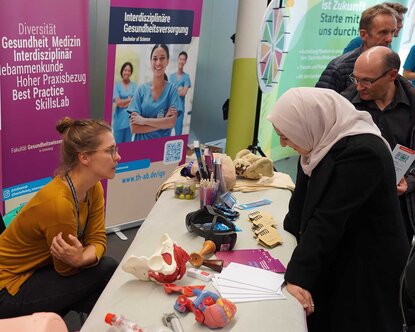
[392,144,415,185]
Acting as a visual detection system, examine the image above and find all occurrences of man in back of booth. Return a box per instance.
[315,4,397,93]
[342,2,407,54]
[341,46,415,246]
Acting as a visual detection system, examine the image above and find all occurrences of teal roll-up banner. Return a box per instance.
[258,0,407,161]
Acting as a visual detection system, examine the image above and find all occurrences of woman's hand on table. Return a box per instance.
[286,282,315,316]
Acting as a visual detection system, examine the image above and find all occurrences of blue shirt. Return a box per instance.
[404,45,415,86]
[113,80,137,130]
[168,72,191,109]
[343,36,363,54]
[128,81,182,140]
[343,36,400,54]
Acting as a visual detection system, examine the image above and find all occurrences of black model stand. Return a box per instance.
[247,87,277,171]
[247,87,267,158]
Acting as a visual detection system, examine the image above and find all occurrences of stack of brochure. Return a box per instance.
[211,262,285,303]
[215,248,286,273]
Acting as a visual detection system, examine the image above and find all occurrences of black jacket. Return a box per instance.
[315,47,362,93]
[284,135,409,332]
[341,75,415,236]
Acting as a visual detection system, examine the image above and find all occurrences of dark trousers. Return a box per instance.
[0,256,118,319]
[400,197,413,245]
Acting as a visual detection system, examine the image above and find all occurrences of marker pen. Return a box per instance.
[204,148,213,178]
[194,140,208,179]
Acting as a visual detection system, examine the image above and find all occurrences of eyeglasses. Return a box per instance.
[86,145,119,158]
[349,69,392,87]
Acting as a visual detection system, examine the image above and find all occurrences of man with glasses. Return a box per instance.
[341,46,415,245]
[316,4,397,93]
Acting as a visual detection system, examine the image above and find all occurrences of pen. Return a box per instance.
[194,141,208,180]
[204,148,213,178]
[213,158,218,182]
[215,157,227,194]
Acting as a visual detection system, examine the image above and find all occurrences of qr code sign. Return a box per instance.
[164,139,184,164]
[395,152,409,162]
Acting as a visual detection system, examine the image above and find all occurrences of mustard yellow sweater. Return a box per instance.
[0,176,107,295]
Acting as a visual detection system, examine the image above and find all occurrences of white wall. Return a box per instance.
[89,0,110,120]
[190,0,239,144]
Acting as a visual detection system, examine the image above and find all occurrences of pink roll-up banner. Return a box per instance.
[104,0,203,228]
[0,0,89,213]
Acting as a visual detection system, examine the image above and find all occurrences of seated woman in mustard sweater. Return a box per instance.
[0,117,120,318]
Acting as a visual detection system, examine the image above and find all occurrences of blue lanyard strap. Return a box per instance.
[65,174,90,238]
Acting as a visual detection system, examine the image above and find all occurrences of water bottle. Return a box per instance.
[105,313,140,331]
[105,313,173,332]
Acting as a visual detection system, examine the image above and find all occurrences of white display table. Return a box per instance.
[81,187,307,332]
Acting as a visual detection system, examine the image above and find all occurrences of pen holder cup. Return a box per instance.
[199,184,219,208]
[174,181,196,200]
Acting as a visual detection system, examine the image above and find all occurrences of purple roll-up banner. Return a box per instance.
[0,0,89,213]
[104,0,203,228]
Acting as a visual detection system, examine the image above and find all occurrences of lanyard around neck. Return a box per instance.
[65,174,90,238]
